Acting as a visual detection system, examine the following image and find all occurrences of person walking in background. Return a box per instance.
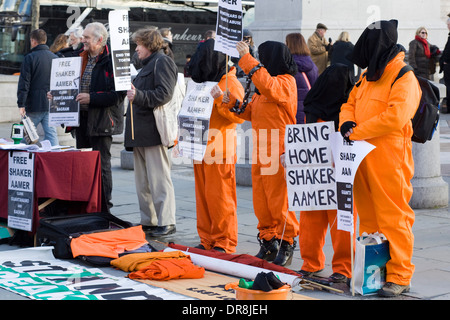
[220,40,299,266]
[159,27,175,60]
[340,20,421,297]
[125,28,177,237]
[57,27,84,57]
[189,38,245,253]
[17,29,59,146]
[329,31,356,81]
[308,23,331,74]
[285,32,318,124]
[409,26,441,80]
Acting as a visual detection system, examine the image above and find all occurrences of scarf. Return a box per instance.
[415,35,431,58]
[349,20,401,82]
[188,38,226,83]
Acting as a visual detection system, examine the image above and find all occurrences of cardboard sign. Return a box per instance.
[285,122,336,211]
[49,57,82,127]
[108,10,132,91]
[177,80,216,161]
[8,152,34,231]
[214,0,243,58]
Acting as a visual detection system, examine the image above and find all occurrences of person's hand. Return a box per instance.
[236,41,250,57]
[76,93,90,105]
[47,91,53,100]
[222,89,231,104]
[19,107,26,117]
[127,84,136,102]
[340,121,356,142]
[210,85,223,99]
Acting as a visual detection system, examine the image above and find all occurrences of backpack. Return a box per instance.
[391,65,440,144]
[153,72,186,147]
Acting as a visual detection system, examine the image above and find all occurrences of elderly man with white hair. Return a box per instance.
[75,22,124,210]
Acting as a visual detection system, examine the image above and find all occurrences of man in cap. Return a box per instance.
[308,23,331,74]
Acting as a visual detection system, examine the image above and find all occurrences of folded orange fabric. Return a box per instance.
[128,257,205,281]
[70,226,148,259]
[111,251,188,272]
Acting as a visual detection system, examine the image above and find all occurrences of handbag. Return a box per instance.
[352,232,391,295]
[153,58,186,147]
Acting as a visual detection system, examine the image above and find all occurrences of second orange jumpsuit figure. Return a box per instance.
[221,41,299,266]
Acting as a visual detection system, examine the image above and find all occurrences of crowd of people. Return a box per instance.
[16,15,450,298]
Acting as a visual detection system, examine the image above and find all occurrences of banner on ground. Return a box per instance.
[177,80,216,161]
[0,247,188,300]
[49,57,82,127]
[108,10,132,91]
[7,151,34,232]
[330,132,375,232]
[214,0,243,58]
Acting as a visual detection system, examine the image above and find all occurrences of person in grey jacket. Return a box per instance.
[125,28,178,237]
[17,29,58,146]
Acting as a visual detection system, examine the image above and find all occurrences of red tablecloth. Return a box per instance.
[0,150,103,232]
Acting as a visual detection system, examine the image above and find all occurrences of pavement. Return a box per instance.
[0,111,450,302]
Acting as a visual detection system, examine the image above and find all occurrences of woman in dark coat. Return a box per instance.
[125,28,178,237]
[329,31,356,81]
[286,33,319,124]
[408,26,440,80]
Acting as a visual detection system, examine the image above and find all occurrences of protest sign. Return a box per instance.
[284,122,336,211]
[8,152,34,232]
[330,133,375,232]
[177,80,216,161]
[49,57,81,127]
[214,0,243,58]
[108,10,132,91]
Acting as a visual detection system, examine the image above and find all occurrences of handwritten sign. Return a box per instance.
[214,0,243,58]
[8,152,34,231]
[177,80,216,161]
[285,122,336,211]
[330,132,375,232]
[108,10,131,91]
[49,57,81,127]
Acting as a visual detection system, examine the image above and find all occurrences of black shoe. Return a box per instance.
[213,247,226,253]
[147,225,176,237]
[328,272,348,284]
[195,244,206,250]
[255,235,279,262]
[141,225,158,232]
[296,269,324,277]
[273,240,296,267]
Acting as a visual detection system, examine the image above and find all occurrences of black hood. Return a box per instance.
[258,41,298,77]
[350,20,402,81]
[189,39,227,83]
[304,63,355,130]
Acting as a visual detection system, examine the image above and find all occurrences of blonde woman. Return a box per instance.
[409,26,440,80]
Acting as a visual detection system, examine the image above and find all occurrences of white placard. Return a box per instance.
[214,0,243,58]
[108,10,132,91]
[177,80,216,161]
[49,57,82,127]
[8,152,34,231]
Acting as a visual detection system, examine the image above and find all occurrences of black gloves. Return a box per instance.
[340,121,356,142]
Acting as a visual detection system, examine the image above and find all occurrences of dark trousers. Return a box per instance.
[76,112,113,210]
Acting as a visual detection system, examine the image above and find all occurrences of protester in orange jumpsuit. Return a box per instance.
[339,20,421,297]
[299,63,356,283]
[188,38,245,253]
[221,41,299,266]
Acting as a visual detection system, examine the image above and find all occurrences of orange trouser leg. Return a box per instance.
[354,140,415,286]
[194,162,238,253]
[252,163,299,244]
[299,209,356,277]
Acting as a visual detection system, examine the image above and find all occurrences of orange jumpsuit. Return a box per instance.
[339,52,421,285]
[220,53,299,245]
[194,67,245,253]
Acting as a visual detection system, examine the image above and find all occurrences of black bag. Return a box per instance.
[392,65,440,143]
[36,212,135,261]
